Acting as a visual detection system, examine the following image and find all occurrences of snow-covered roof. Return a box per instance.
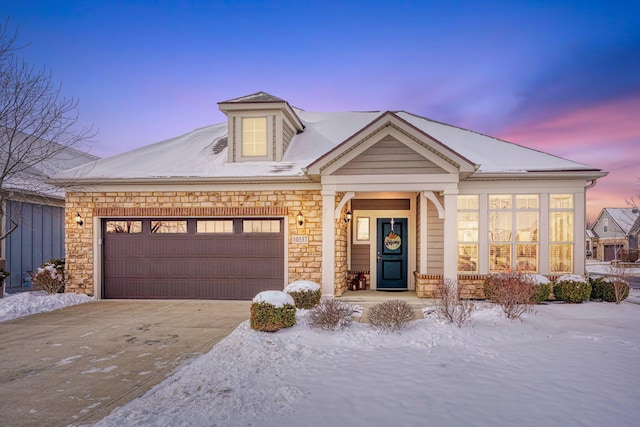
[603,208,640,235]
[2,132,99,199]
[53,94,604,183]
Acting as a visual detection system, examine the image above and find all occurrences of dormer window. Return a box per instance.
[218,91,305,163]
[242,117,267,157]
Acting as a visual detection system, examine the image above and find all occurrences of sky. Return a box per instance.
[2,0,639,218]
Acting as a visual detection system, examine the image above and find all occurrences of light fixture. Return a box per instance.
[345,210,352,223]
[75,212,83,226]
[297,211,304,226]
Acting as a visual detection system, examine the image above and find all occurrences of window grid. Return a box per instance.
[489,194,539,273]
[242,117,267,157]
[457,195,479,273]
[549,194,574,273]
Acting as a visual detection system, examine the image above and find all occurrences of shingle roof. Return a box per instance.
[219,91,287,104]
[605,208,640,235]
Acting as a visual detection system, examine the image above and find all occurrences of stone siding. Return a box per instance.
[65,190,323,296]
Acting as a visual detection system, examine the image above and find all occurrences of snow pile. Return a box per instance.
[94,300,640,427]
[0,291,93,322]
[252,290,295,307]
[284,280,321,292]
[528,273,551,285]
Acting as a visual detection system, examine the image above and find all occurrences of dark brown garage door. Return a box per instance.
[102,218,284,300]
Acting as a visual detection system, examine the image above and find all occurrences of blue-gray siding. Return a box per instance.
[4,201,64,291]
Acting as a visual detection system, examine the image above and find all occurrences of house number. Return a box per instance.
[292,235,309,244]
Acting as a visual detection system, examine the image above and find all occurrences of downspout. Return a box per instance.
[585,179,597,190]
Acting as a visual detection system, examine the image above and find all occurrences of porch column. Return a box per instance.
[443,189,458,281]
[321,190,336,297]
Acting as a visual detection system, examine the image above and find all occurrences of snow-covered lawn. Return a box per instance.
[92,294,640,427]
[0,290,93,322]
[3,284,639,426]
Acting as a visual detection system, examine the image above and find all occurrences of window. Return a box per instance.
[106,220,142,233]
[457,195,479,272]
[356,217,370,241]
[196,220,233,233]
[549,194,574,273]
[489,194,539,272]
[151,220,187,234]
[603,218,608,233]
[243,220,281,233]
[242,117,267,157]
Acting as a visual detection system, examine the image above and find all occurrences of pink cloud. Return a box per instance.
[496,95,640,218]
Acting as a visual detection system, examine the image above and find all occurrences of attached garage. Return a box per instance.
[102,218,284,300]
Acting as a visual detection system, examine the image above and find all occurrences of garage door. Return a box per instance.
[102,218,284,300]
[603,245,617,261]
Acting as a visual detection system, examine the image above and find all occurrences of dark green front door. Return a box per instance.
[376,218,408,289]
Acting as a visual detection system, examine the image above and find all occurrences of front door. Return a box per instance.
[376,218,408,290]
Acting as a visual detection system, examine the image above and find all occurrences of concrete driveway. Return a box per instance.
[0,299,250,426]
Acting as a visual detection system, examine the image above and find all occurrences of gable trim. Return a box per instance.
[307,112,477,176]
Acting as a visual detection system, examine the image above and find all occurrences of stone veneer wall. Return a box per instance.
[415,272,566,299]
[65,190,323,296]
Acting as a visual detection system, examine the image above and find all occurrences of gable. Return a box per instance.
[307,112,476,177]
[333,135,448,175]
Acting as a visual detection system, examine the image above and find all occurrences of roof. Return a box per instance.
[53,93,605,183]
[1,131,99,199]
[601,208,640,235]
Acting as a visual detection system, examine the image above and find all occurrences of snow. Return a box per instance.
[3,283,640,426]
[0,291,93,322]
[92,297,640,427]
[528,273,551,285]
[252,290,295,308]
[555,274,589,283]
[284,280,321,293]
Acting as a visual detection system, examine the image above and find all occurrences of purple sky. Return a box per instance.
[3,0,639,217]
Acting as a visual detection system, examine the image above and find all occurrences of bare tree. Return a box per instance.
[0,19,95,242]
[626,177,639,209]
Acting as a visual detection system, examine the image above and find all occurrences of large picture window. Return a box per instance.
[457,195,479,272]
[242,117,267,157]
[489,194,539,272]
[549,194,574,273]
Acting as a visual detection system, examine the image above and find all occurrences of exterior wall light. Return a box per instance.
[297,211,304,226]
[75,212,84,226]
[345,210,352,223]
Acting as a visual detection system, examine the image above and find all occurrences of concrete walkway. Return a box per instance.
[0,300,250,427]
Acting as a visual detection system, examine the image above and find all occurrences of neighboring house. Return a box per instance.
[1,136,98,292]
[590,208,640,261]
[52,92,607,300]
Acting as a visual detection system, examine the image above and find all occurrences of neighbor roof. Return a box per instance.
[602,208,640,235]
[53,96,604,183]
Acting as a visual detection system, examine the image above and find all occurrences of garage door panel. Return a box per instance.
[103,218,285,300]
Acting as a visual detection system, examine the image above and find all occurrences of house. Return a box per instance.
[1,134,98,292]
[52,92,608,300]
[589,208,640,261]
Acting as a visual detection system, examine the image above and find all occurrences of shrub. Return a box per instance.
[529,275,552,304]
[250,291,297,332]
[307,298,354,330]
[31,258,66,294]
[284,280,322,309]
[433,279,475,327]
[553,275,591,303]
[590,277,629,303]
[483,271,536,319]
[368,300,415,333]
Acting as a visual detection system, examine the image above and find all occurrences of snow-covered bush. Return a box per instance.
[483,272,536,319]
[368,300,415,333]
[528,275,552,304]
[307,298,354,330]
[31,258,66,294]
[590,277,629,303]
[250,291,297,332]
[433,279,475,327]
[553,275,591,303]
[284,280,321,309]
